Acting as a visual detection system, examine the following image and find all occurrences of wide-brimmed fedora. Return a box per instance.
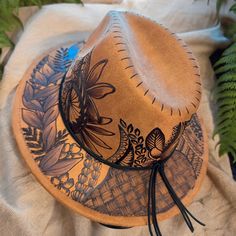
[12,10,208,236]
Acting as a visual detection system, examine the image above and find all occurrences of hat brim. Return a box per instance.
[12,42,208,227]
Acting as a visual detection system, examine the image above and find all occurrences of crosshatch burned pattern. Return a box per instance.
[20,44,204,217]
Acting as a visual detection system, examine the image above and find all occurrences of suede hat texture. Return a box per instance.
[12,10,208,234]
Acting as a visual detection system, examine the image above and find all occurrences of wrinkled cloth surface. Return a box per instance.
[0,1,236,235]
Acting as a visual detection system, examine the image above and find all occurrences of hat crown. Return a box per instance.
[60,11,201,168]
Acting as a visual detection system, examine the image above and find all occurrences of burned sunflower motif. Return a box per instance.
[62,51,115,156]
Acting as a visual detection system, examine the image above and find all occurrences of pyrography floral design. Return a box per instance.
[60,143,84,159]
[18,43,205,219]
[61,51,116,156]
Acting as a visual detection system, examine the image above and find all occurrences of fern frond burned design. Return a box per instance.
[22,43,84,177]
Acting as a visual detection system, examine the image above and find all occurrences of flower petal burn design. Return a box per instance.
[88,83,115,99]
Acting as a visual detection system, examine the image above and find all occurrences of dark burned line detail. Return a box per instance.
[125,65,134,69]
[178,109,181,116]
[117,49,126,52]
[115,42,126,45]
[185,107,190,114]
[130,73,138,79]
[136,81,143,87]
[111,13,143,96]
[121,57,130,61]
[161,104,164,111]
[144,89,149,96]
[110,11,195,112]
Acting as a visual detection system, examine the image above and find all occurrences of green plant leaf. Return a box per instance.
[229,3,236,14]
[215,63,236,74]
[214,53,236,67]
[0,32,14,48]
[0,63,3,80]
[12,13,24,30]
[20,0,42,7]
[213,41,236,163]
[0,0,83,81]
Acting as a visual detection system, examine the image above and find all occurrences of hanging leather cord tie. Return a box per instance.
[148,161,205,236]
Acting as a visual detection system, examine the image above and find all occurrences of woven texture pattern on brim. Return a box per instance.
[81,115,203,216]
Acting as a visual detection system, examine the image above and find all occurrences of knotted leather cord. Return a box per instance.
[148,161,205,236]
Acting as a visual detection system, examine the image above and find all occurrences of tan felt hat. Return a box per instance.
[12,10,208,236]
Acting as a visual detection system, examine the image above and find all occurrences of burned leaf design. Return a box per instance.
[115,142,134,166]
[61,50,115,156]
[108,121,146,167]
[22,43,84,178]
[107,125,130,163]
[23,82,43,111]
[120,119,127,128]
[107,119,182,167]
[22,109,43,129]
[86,59,108,88]
[40,144,64,170]
[145,128,165,159]
[48,72,64,85]
[54,129,68,148]
[42,122,57,151]
[43,92,58,111]
[22,127,44,156]
[33,70,48,86]
[85,125,114,136]
[42,106,59,127]
[33,85,59,100]
[87,83,115,99]
[127,124,134,133]
[43,158,82,177]
[23,98,43,112]
[146,128,165,151]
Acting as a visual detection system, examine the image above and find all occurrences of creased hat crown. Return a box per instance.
[60,10,201,168]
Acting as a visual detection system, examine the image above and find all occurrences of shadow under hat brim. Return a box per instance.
[12,42,208,227]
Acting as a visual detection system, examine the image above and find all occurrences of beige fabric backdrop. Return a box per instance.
[0,1,236,235]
